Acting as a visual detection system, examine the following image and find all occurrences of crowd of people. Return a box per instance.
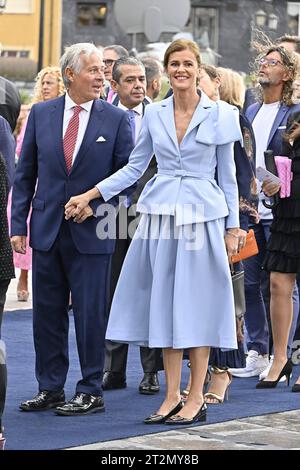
[1,32,300,447]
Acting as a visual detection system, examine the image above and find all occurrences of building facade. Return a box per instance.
[61,0,300,72]
[0,0,62,79]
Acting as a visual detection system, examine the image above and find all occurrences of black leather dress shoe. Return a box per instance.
[19,390,65,412]
[55,393,105,416]
[139,372,160,395]
[102,371,127,390]
[144,401,183,424]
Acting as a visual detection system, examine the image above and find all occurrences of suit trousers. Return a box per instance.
[0,279,10,337]
[104,208,162,374]
[32,220,111,396]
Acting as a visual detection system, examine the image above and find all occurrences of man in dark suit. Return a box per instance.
[11,43,134,416]
[102,57,162,394]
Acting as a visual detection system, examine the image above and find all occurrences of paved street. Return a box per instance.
[5,273,300,450]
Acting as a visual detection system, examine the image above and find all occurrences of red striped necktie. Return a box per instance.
[63,105,82,173]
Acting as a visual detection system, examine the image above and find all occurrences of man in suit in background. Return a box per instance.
[11,43,133,416]
[103,57,162,394]
[103,45,129,103]
[142,57,163,104]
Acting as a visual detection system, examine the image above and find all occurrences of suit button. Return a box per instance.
[60,203,65,208]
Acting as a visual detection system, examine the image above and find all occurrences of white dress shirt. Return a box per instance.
[63,93,94,164]
[117,101,143,144]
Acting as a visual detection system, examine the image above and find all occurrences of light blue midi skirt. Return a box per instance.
[106,214,237,350]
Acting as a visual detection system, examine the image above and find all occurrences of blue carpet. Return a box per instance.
[2,309,300,450]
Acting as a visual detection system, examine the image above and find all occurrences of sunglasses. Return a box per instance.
[259,58,284,67]
[103,59,115,66]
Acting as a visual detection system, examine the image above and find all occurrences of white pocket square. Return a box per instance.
[96,136,106,142]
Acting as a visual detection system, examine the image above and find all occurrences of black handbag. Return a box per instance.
[231,268,246,319]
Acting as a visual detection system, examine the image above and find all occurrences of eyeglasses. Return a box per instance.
[259,58,284,67]
[103,59,115,67]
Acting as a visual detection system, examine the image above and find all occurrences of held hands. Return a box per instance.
[71,205,93,224]
[224,228,247,258]
[65,193,91,220]
[11,235,27,254]
[65,187,101,223]
[261,180,281,197]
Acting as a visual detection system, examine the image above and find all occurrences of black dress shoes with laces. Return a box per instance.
[102,371,127,390]
[139,372,160,395]
[19,390,65,411]
[165,402,207,425]
[55,392,105,416]
[144,401,184,424]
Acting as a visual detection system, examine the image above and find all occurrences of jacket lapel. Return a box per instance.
[267,103,288,147]
[158,97,179,152]
[246,103,261,123]
[70,100,105,174]
[50,95,67,175]
[184,92,213,138]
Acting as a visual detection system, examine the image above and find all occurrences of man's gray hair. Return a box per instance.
[104,44,129,59]
[142,57,163,87]
[60,43,103,88]
[112,57,145,83]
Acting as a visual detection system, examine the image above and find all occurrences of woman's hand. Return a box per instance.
[261,180,281,197]
[65,187,101,220]
[224,228,239,258]
[236,316,244,342]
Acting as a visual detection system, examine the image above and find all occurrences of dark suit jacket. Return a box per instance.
[246,101,300,156]
[0,154,14,281]
[11,95,134,254]
[235,110,257,231]
[0,116,15,190]
[111,96,157,205]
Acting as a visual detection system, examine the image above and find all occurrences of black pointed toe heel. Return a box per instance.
[144,401,183,424]
[165,402,207,425]
[256,359,293,389]
[292,383,300,393]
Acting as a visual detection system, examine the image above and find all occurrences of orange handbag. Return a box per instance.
[230,229,259,264]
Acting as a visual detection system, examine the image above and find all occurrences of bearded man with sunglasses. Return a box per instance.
[230,46,300,380]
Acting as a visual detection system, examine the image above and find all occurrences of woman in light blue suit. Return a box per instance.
[65,39,244,425]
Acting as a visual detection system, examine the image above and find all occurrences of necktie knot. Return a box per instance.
[73,105,82,116]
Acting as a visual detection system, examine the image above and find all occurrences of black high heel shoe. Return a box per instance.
[292,383,300,393]
[256,359,293,389]
[144,401,184,424]
[164,402,207,425]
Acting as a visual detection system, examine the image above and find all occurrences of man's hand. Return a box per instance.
[11,236,27,254]
[72,205,94,224]
[261,180,281,197]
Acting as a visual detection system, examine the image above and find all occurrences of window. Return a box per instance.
[4,0,34,14]
[288,2,300,36]
[1,50,30,58]
[77,2,107,26]
[184,7,219,52]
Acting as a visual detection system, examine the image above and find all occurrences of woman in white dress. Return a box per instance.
[65,39,244,425]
